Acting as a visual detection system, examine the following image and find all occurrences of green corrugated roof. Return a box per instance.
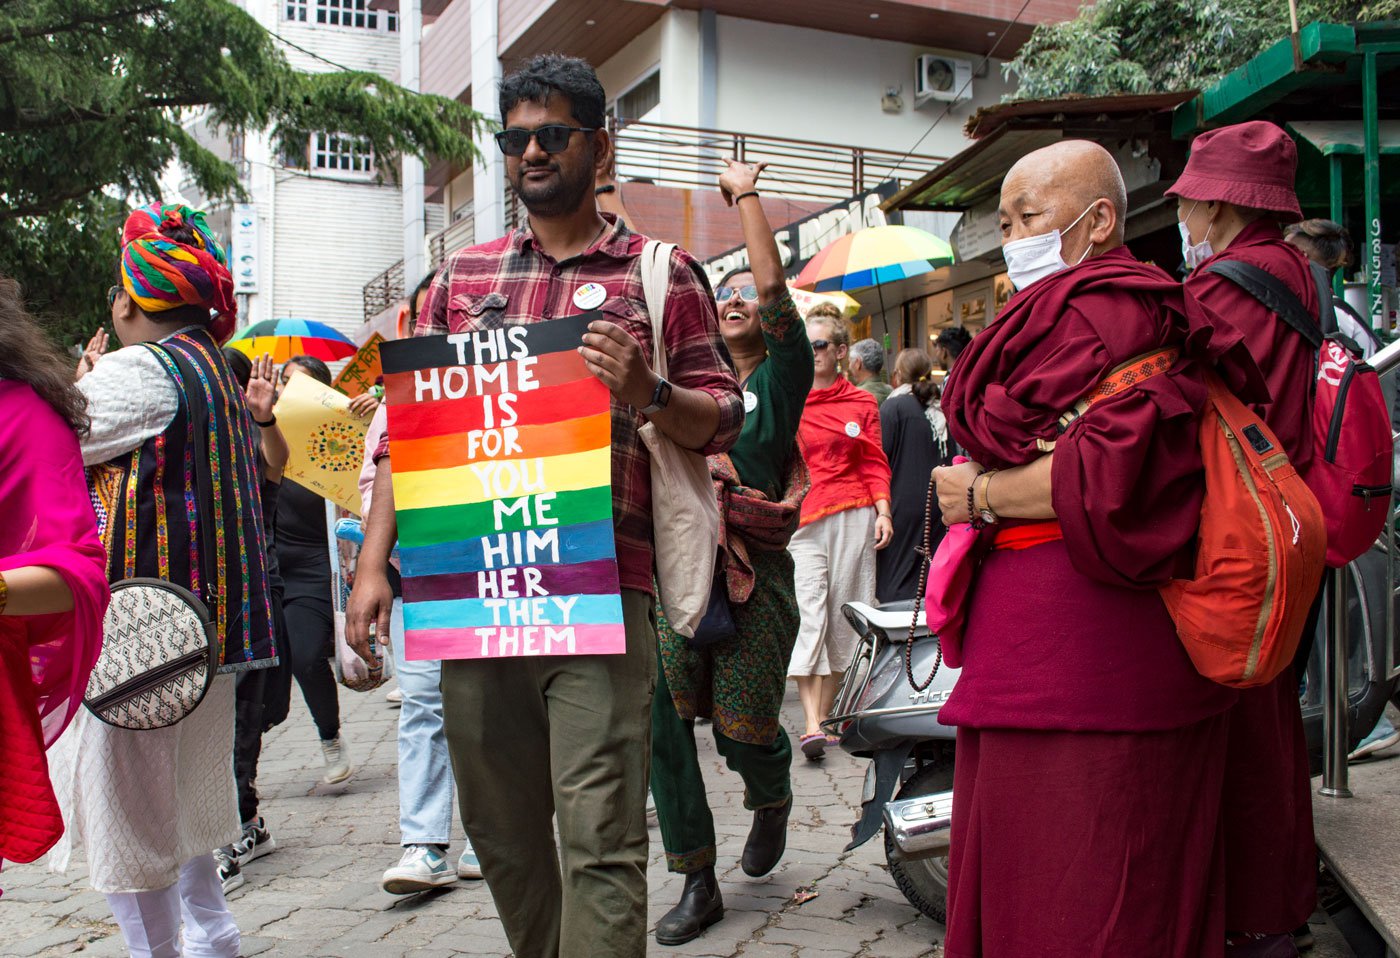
[1172,22,1360,138]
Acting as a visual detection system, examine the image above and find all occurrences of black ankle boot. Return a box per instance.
[741,796,792,877]
[654,866,724,946]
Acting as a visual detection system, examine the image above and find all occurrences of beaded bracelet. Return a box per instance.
[966,470,986,528]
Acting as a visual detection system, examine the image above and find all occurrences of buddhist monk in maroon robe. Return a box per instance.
[1172,121,1319,957]
[934,140,1267,958]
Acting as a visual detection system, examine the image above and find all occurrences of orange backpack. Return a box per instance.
[1067,351,1327,688]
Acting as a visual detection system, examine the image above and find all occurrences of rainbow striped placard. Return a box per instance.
[381,314,625,660]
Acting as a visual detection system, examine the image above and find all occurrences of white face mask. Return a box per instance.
[1002,202,1098,291]
[1179,202,1214,271]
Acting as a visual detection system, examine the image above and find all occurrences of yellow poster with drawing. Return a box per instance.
[274,374,369,516]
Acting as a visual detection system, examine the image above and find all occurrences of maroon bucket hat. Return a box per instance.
[1166,121,1302,220]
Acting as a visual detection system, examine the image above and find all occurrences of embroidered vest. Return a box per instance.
[89,329,276,672]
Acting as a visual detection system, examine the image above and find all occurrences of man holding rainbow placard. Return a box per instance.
[347,55,742,958]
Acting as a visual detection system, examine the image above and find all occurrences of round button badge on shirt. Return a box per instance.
[573,282,607,311]
[845,421,861,438]
[744,391,759,413]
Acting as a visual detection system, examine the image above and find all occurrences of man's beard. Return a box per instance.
[510,160,594,218]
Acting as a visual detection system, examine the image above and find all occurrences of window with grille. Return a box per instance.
[312,133,375,176]
[285,0,397,31]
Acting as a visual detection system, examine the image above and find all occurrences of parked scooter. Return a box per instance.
[821,599,958,923]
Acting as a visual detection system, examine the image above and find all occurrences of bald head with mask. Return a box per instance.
[998,140,1128,291]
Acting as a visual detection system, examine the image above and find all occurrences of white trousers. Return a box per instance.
[105,853,240,958]
[787,506,878,677]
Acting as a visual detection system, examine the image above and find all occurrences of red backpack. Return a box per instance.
[1063,350,1326,688]
[1205,260,1394,566]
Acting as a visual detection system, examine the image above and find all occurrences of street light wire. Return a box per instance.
[887,0,1038,180]
[256,19,362,74]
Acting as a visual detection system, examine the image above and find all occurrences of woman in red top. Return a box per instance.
[786,308,892,758]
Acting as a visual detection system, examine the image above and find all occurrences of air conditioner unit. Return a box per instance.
[915,55,973,105]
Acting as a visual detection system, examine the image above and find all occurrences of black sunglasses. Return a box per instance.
[715,285,759,304]
[107,285,120,307]
[811,339,831,351]
[495,125,595,156]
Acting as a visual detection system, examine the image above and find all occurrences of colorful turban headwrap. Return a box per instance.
[120,202,238,344]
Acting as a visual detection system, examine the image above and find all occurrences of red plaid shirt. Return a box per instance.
[389,214,743,595]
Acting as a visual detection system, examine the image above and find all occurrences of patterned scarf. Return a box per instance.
[120,203,237,343]
[710,447,811,604]
[890,383,951,457]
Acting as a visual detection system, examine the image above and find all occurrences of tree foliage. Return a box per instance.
[1005,0,1400,101]
[0,0,486,345]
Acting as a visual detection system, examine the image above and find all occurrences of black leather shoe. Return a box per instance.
[654,866,724,946]
[741,796,792,877]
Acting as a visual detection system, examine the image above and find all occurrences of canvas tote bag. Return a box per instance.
[637,240,721,638]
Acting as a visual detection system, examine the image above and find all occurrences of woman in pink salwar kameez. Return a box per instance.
[0,277,110,878]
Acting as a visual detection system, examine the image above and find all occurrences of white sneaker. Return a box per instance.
[457,840,483,880]
[320,736,353,784]
[385,687,403,706]
[382,844,457,895]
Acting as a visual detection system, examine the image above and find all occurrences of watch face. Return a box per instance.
[979,510,997,525]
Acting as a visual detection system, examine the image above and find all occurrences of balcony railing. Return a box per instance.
[429,212,475,270]
[610,117,943,203]
[362,257,405,324]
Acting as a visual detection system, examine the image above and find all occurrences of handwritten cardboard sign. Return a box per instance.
[274,373,368,516]
[333,332,385,398]
[380,314,625,661]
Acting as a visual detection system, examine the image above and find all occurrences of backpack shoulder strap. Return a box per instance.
[1204,259,1324,349]
[1055,348,1180,435]
[1310,262,1339,337]
[639,240,677,377]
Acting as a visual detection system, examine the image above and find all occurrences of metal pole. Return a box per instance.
[1363,51,1382,332]
[1320,568,1353,798]
[1330,154,1345,297]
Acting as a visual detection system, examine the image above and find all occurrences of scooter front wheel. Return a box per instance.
[884,760,954,924]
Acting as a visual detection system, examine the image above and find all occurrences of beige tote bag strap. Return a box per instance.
[640,240,677,379]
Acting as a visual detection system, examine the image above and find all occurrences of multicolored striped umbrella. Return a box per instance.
[793,225,954,293]
[227,319,358,363]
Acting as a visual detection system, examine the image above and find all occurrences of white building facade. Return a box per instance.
[170,0,414,341]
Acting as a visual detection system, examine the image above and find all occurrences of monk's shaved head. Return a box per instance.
[999,140,1128,253]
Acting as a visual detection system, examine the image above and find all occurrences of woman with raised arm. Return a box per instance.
[649,160,815,946]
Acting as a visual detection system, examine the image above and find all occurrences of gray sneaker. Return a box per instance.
[320,736,352,784]
[383,844,457,895]
[457,840,483,880]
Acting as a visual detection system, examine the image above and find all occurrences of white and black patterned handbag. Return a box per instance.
[83,578,217,730]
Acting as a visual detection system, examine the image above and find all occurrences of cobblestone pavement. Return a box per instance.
[2,680,943,957]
